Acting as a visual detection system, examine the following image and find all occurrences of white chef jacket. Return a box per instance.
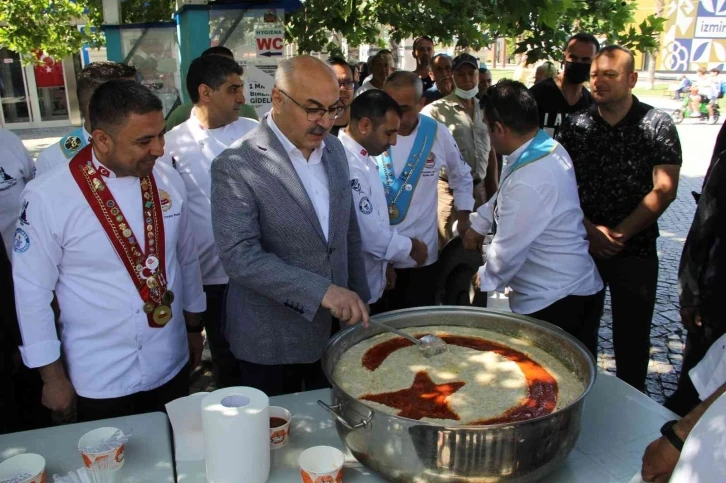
[268,113,330,241]
[12,152,206,399]
[34,126,92,178]
[471,138,603,314]
[164,110,258,285]
[0,129,34,259]
[385,116,475,268]
[339,131,413,303]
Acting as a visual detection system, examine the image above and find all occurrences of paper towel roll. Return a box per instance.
[202,387,270,483]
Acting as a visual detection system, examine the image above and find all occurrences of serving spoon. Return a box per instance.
[369,319,448,358]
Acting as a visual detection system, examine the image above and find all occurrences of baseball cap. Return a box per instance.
[452,54,478,72]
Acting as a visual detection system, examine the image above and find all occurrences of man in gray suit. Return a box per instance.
[211,56,371,396]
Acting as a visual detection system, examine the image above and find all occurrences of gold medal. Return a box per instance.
[146,276,158,289]
[388,205,400,220]
[122,228,132,238]
[161,290,175,305]
[153,305,172,326]
[142,301,154,314]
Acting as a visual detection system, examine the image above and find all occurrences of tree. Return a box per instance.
[647,0,665,89]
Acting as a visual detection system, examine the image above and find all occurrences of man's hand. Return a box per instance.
[187,332,204,371]
[586,224,625,259]
[385,264,397,291]
[322,285,370,327]
[409,238,428,266]
[456,211,471,237]
[463,227,485,251]
[680,306,703,332]
[641,436,680,483]
[42,376,76,419]
[471,271,481,291]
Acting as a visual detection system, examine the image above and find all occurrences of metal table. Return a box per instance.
[0,412,175,482]
[176,372,678,482]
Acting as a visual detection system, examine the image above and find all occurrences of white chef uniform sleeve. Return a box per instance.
[440,126,475,211]
[7,132,35,183]
[12,187,63,368]
[478,180,554,293]
[349,166,412,264]
[175,182,206,313]
[470,200,495,236]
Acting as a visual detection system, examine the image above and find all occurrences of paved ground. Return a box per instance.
[12,96,721,402]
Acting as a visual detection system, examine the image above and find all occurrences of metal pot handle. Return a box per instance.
[318,400,373,430]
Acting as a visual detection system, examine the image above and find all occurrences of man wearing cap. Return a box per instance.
[379,71,475,309]
[164,55,257,388]
[423,54,454,105]
[412,36,435,92]
[423,53,499,249]
[34,62,138,178]
[12,80,206,422]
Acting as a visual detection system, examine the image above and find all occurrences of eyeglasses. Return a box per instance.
[338,79,355,90]
[278,88,345,122]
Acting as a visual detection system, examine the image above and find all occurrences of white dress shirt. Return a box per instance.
[339,131,413,303]
[267,113,330,240]
[0,129,34,259]
[12,152,206,399]
[164,110,258,285]
[34,126,92,178]
[385,116,475,268]
[471,139,602,314]
[355,79,378,97]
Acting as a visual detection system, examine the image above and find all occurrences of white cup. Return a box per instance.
[78,427,125,470]
[0,453,46,483]
[298,445,344,483]
[269,406,292,449]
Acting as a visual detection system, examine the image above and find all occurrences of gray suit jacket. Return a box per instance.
[211,116,370,365]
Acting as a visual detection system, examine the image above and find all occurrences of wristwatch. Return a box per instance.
[660,420,684,451]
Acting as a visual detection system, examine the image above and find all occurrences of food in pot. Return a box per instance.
[333,326,584,425]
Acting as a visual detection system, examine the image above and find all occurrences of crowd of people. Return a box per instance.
[0,32,724,482]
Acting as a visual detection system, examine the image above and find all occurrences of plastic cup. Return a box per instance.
[298,445,344,483]
[78,427,125,470]
[269,406,292,449]
[0,453,46,483]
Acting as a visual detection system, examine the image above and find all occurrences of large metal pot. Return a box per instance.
[319,306,596,482]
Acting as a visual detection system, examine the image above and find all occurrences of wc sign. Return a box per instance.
[254,27,285,57]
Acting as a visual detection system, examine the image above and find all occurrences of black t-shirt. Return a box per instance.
[529,78,593,138]
[556,96,683,258]
[419,75,434,92]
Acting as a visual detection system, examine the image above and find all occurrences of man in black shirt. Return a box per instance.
[557,45,682,392]
[530,33,600,137]
[412,36,435,92]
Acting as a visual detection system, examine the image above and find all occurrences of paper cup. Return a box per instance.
[269,406,292,449]
[78,427,125,470]
[299,446,344,483]
[0,453,46,483]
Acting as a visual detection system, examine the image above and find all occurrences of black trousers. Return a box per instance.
[76,367,189,422]
[203,284,240,388]
[595,253,659,392]
[665,320,726,416]
[236,320,340,397]
[526,290,604,358]
[380,262,439,311]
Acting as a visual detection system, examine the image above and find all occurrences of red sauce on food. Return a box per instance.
[360,334,559,425]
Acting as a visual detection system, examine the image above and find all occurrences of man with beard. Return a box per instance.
[412,36,435,92]
[530,33,600,137]
[211,56,370,396]
[163,55,258,388]
[12,80,206,422]
[328,57,355,136]
[556,46,681,392]
[377,71,474,309]
[424,53,499,248]
[356,50,396,96]
[423,54,454,104]
[340,90,428,313]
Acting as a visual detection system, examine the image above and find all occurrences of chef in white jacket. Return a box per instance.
[464,80,603,357]
[339,89,428,313]
[164,54,257,387]
[0,129,34,259]
[379,71,475,310]
[12,80,206,423]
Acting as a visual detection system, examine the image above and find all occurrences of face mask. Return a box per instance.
[455,85,479,100]
[563,61,591,85]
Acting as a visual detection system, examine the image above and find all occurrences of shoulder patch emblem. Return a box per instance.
[359,197,373,215]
